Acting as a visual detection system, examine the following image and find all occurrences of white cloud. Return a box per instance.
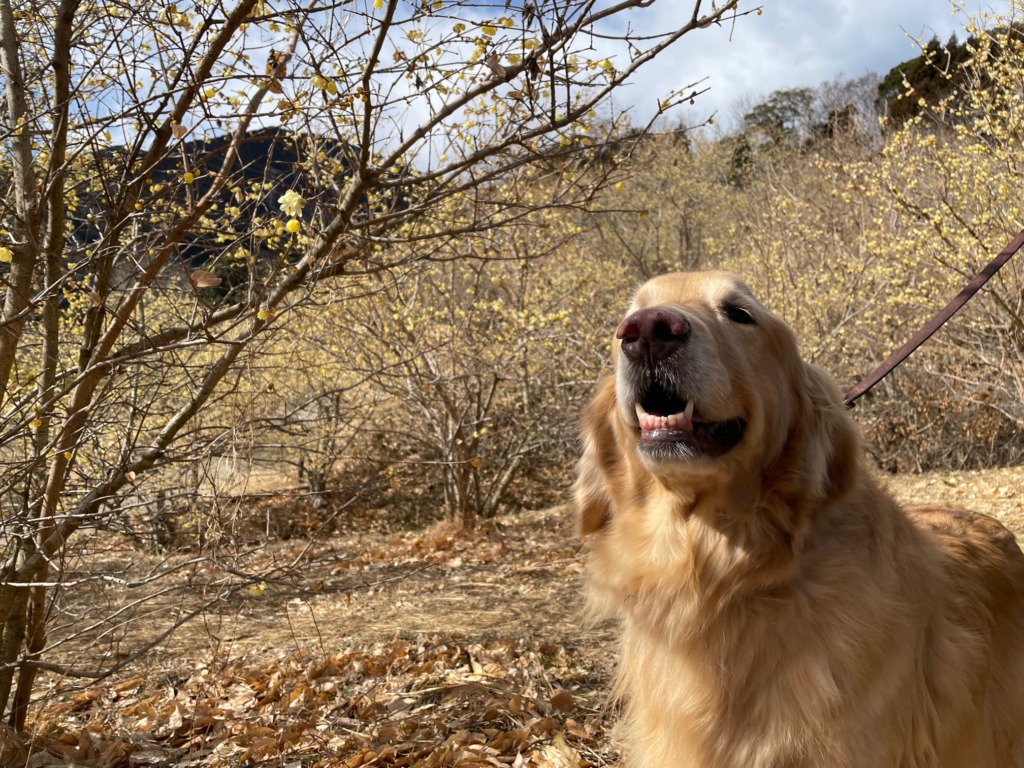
[609,0,1012,130]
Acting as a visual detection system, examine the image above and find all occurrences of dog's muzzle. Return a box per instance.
[617,307,746,459]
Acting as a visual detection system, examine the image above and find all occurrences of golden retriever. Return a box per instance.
[575,271,1024,768]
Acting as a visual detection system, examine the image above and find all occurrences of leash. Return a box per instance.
[843,226,1024,408]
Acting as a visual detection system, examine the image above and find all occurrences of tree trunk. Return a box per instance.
[0,577,30,720]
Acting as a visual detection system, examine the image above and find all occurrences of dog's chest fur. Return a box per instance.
[587,489,997,768]
[618,616,845,768]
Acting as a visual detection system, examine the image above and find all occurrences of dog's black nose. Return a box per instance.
[616,308,690,362]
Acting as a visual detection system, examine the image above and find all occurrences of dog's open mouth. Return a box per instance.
[633,382,746,458]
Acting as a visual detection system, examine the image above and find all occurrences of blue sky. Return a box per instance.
[616,0,1013,129]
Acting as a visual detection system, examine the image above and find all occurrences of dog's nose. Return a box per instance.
[616,308,690,362]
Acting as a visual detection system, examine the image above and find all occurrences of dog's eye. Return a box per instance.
[723,304,756,325]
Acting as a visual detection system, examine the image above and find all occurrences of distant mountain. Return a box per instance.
[877,24,1024,128]
[155,126,359,266]
[877,34,974,126]
[66,127,405,300]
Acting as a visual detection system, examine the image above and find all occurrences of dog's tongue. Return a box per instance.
[636,401,695,432]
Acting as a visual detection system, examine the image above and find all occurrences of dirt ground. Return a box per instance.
[11,466,1024,767]
[196,464,1024,665]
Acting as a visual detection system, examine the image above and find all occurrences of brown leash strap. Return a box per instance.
[843,226,1024,408]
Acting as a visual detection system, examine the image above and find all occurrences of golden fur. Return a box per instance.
[575,271,1024,768]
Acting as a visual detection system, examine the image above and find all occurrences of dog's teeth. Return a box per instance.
[684,400,695,419]
[635,403,646,420]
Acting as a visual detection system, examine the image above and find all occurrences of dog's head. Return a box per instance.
[576,271,859,536]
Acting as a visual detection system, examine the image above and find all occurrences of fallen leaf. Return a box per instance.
[534,732,581,768]
[190,270,222,288]
[550,689,573,713]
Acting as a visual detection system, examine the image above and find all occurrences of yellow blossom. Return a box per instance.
[278,189,306,216]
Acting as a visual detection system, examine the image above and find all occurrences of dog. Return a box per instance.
[575,271,1024,768]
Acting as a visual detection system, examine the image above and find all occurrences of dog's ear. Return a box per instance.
[575,377,618,536]
[799,364,861,502]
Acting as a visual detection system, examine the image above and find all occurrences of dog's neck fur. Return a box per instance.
[588,463,832,635]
